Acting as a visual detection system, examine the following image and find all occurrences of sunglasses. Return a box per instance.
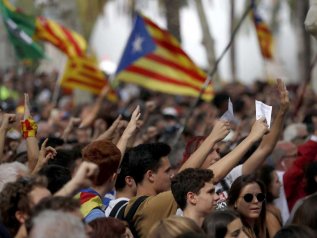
[242,193,265,203]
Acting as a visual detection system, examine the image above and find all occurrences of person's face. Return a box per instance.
[28,186,51,207]
[76,129,91,144]
[270,171,281,199]
[235,183,264,220]
[201,143,221,169]
[225,218,248,238]
[280,153,297,171]
[195,182,219,214]
[152,157,173,193]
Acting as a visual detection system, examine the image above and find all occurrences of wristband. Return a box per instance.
[21,118,38,139]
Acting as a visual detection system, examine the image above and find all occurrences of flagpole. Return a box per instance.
[52,56,67,107]
[171,2,253,146]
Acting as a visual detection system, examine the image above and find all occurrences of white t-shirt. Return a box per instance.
[273,171,290,224]
[105,197,129,217]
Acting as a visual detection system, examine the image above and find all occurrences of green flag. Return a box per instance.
[0,0,44,60]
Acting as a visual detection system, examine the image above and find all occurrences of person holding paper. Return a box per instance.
[182,79,289,205]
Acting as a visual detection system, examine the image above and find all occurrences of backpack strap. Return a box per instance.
[108,200,128,218]
[124,196,149,238]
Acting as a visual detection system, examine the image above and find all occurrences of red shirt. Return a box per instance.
[283,139,317,211]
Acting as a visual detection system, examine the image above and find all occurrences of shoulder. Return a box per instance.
[84,208,105,223]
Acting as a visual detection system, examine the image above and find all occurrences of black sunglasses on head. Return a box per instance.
[242,193,266,203]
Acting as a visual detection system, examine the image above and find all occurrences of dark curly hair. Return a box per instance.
[171,168,214,210]
[0,177,47,237]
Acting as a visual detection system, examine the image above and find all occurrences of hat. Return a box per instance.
[162,107,178,117]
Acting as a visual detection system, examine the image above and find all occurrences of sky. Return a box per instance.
[90,0,299,85]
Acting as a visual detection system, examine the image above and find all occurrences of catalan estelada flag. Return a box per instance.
[251,0,273,59]
[35,16,87,57]
[114,14,213,101]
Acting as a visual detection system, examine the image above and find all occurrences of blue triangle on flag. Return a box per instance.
[115,14,156,74]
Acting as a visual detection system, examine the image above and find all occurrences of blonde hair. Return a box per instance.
[148,216,203,238]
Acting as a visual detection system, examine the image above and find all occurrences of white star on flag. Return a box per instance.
[132,35,144,53]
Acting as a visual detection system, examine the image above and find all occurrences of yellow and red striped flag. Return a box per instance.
[35,16,87,57]
[251,0,273,59]
[114,14,213,101]
[61,56,117,101]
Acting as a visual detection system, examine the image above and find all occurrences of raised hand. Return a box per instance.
[95,114,122,141]
[249,118,269,141]
[32,138,57,174]
[276,79,289,112]
[209,120,231,143]
[71,161,99,189]
[145,101,156,113]
[23,93,31,119]
[0,113,16,131]
[123,105,141,138]
[55,161,99,196]
[63,117,82,141]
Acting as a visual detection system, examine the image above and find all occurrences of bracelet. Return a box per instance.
[21,118,38,139]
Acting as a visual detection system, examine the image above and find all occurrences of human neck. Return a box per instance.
[136,182,157,196]
[92,184,111,198]
[15,225,27,238]
[183,208,204,227]
[116,187,136,199]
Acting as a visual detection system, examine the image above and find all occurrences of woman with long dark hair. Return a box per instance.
[227,174,267,238]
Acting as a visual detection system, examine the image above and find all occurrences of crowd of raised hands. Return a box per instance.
[0,71,316,238]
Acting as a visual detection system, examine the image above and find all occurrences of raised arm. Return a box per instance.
[116,106,141,161]
[209,118,269,183]
[242,79,289,175]
[54,161,99,197]
[0,112,16,161]
[21,93,39,171]
[179,120,231,172]
[31,138,57,175]
[94,115,122,142]
[79,85,109,128]
[62,117,82,142]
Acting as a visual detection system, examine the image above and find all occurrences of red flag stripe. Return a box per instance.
[60,25,83,57]
[126,65,205,92]
[38,17,69,53]
[77,72,106,83]
[65,78,104,90]
[153,38,188,58]
[82,64,102,73]
[145,54,205,83]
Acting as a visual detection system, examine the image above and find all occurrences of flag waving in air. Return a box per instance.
[0,0,86,59]
[35,16,87,57]
[114,14,213,101]
[251,0,273,59]
[0,0,44,60]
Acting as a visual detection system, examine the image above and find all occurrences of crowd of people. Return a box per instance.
[0,68,316,238]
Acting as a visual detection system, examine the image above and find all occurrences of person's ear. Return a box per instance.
[146,170,155,183]
[15,211,27,224]
[125,176,135,187]
[187,192,197,205]
[110,173,117,183]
